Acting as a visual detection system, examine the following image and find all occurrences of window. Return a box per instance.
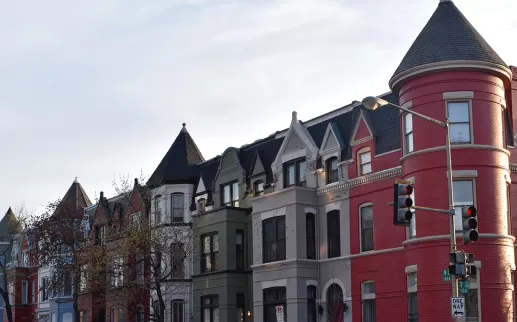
[136,308,144,322]
[171,193,184,222]
[201,233,219,272]
[130,212,141,228]
[111,307,123,322]
[237,294,245,322]
[327,210,340,258]
[79,311,88,322]
[306,213,316,259]
[404,113,414,153]
[112,255,124,287]
[222,181,239,207]
[171,243,185,278]
[22,280,28,304]
[283,158,306,187]
[326,157,339,184]
[136,254,144,283]
[254,180,265,196]
[361,282,376,322]
[466,273,479,321]
[201,295,219,322]
[80,264,87,291]
[41,277,49,301]
[263,288,286,322]
[63,271,72,296]
[307,286,317,322]
[94,225,105,245]
[236,230,244,271]
[407,273,418,322]
[453,180,474,231]
[327,284,344,322]
[508,183,512,235]
[197,198,206,213]
[32,280,36,303]
[172,300,184,322]
[154,195,162,224]
[262,216,286,263]
[360,205,374,252]
[359,150,372,175]
[447,101,471,143]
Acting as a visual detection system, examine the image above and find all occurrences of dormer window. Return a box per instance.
[197,198,206,213]
[358,150,372,176]
[326,157,339,184]
[284,158,306,187]
[171,193,184,223]
[254,180,265,196]
[222,181,239,207]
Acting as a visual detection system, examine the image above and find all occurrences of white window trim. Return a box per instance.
[445,99,474,144]
[407,272,417,293]
[359,202,374,253]
[361,281,376,300]
[403,112,414,155]
[357,147,372,176]
[323,154,341,184]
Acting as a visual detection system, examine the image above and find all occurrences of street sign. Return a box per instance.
[451,297,465,317]
[459,280,470,294]
[442,269,452,282]
[275,305,285,322]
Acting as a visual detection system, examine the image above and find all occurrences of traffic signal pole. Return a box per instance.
[445,119,460,300]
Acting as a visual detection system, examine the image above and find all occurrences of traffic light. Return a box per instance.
[462,206,478,244]
[449,251,476,278]
[393,180,413,226]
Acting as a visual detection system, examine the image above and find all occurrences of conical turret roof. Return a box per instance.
[390,0,508,89]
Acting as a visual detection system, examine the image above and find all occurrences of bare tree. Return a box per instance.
[30,198,91,322]
[0,204,32,322]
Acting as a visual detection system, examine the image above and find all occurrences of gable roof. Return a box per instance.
[148,124,205,187]
[391,0,507,85]
[0,207,17,241]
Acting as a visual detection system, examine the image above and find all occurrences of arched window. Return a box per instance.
[327,284,344,322]
[326,157,339,184]
[307,285,317,322]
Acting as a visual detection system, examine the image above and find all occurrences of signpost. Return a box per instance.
[451,297,465,317]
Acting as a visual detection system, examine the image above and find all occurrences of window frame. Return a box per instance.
[327,210,341,258]
[79,311,88,322]
[154,194,162,224]
[407,273,418,322]
[22,280,28,304]
[136,306,145,322]
[262,216,286,263]
[171,193,184,222]
[94,225,105,245]
[222,181,240,207]
[254,180,265,197]
[359,204,374,253]
[237,293,246,322]
[306,213,316,260]
[201,233,219,273]
[110,306,123,322]
[283,157,307,187]
[171,300,185,322]
[111,255,124,287]
[263,287,286,322]
[171,243,185,279]
[236,229,245,271]
[465,264,481,321]
[41,277,49,302]
[361,281,376,322]
[358,148,372,176]
[326,157,339,184]
[197,198,206,213]
[130,212,141,228]
[135,253,144,283]
[446,100,473,144]
[452,179,476,232]
[201,295,219,322]
[404,112,414,154]
[307,285,317,322]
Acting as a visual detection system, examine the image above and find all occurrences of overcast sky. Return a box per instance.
[1,0,516,216]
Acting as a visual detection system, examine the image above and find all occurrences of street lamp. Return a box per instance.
[362,96,459,299]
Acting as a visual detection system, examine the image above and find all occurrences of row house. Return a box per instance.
[146,1,517,322]
[78,179,150,322]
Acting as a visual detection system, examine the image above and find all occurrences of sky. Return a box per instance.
[1,0,516,216]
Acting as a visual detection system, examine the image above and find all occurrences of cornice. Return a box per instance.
[390,60,513,91]
[400,144,510,162]
[317,166,402,195]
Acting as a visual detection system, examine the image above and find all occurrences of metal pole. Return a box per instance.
[445,119,459,302]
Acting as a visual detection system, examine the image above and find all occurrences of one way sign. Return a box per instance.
[451,296,465,317]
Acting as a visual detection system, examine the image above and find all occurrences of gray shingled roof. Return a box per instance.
[392,0,507,80]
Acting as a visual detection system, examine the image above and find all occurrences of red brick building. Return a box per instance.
[78,179,149,322]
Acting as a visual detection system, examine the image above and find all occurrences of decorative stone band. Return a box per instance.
[317,166,402,195]
[510,163,517,173]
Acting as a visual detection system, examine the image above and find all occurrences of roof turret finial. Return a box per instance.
[181,123,187,133]
[74,177,78,183]
[291,111,298,125]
